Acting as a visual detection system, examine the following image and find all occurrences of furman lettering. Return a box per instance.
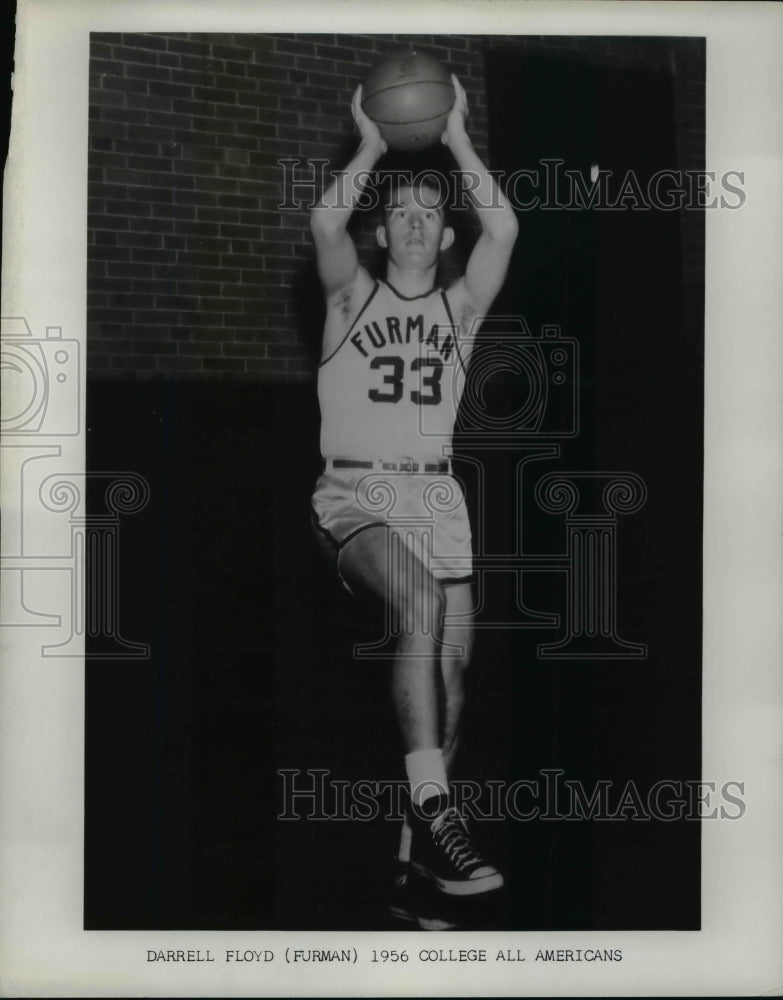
[351,315,455,361]
[292,949,353,962]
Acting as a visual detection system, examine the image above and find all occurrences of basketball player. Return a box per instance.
[310,76,518,921]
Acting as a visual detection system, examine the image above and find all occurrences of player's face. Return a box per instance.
[379,185,452,266]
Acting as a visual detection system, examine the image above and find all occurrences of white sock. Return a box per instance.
[405,747,448,808]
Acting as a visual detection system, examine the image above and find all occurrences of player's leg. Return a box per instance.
[338,525,445,754]
[439,581,475,776]
[393,581,473,915]
[406,579,502,898]
[340,525,500,900]
[396,581,472,855]
[324,522,453,928]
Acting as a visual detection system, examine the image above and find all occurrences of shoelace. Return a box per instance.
[430,807,483,871]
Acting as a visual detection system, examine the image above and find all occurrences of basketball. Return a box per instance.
[361,48,454,152]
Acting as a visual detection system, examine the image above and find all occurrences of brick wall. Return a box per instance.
[88,33,489,380]
[88,33,703,381]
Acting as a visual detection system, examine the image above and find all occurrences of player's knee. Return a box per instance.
[430,579,446,624]
[442,640,472,678]
[451,645,472,674]
[397,576,445,634]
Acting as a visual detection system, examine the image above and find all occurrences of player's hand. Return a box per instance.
[351,85,387,156]
[441,74,470,148]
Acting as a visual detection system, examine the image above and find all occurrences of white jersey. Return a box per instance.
[318,279,467,459]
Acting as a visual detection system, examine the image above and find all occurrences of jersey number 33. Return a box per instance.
[368,356,443,405]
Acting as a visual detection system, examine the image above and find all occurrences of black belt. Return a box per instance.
[328,458,451,474]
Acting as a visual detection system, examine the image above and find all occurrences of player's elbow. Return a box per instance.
[495,211,519,244]
[480,214,518,251]
[309,206,327,232]
[310,206,344,241]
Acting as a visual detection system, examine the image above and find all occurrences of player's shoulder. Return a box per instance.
[324,264,378,320]
[320,266,384,366]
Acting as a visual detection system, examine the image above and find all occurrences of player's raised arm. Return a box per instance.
[310,86,387,297]
[442,75,519,316]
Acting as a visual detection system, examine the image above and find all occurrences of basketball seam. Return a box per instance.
[362,80,454,127]
[364,80,453,96]
[364,109,454,128]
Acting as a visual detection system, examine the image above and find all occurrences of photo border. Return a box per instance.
[1,1,781,995]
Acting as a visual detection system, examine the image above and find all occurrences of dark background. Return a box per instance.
[86,34,704,930]
[1,3,15,241]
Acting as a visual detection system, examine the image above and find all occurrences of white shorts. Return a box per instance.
[311,463,474,590]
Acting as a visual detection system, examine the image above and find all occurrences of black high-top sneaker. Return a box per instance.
[409,793,504,896]
[388,859,458,930]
